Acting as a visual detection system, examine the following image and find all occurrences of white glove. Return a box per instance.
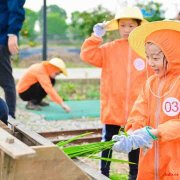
[112,127,157,154]
[93,22,106,37]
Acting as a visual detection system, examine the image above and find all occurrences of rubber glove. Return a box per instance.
[93,22,106,37]
[112,127,157,153]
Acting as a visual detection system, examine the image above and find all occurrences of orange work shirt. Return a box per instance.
[16,63,63,104]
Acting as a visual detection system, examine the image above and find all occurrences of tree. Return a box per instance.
[46,5,67,18]
[47,12,68,36]
[137,1,165,21]
[38,5,68,38]
[20,8,38,41]
[69,5,114,41]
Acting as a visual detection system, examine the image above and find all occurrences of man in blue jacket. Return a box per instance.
[0,98,9,125]
[0,0,25,119]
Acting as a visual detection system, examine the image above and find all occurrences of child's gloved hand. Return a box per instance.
[93,22,106,37]
[112,135,133,153]
[112,127,157,154]
[132,127,157,147]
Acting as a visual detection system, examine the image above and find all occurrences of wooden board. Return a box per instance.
[0,121,12,134]
[5,145,91,180]
[0,127,35,159]
[8,119,53,146]
[5,120,109,179]
[74,158,110,180]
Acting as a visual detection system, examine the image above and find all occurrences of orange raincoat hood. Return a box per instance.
[145,30,180,75]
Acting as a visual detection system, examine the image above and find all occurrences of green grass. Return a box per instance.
[56,80,100,101]
[110,173,128,180]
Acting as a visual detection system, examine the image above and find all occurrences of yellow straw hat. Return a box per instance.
[128,20,180,59]
[105,6,148,31]
[49,58,68,76]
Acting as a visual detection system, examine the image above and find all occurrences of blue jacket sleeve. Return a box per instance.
[7,0,25,36]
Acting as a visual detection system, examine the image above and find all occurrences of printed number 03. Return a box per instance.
[163,97,180,116]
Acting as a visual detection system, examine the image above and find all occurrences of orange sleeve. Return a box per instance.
[80,34,104,67]
[125,85,149,131]
[157,118,180,142]
[37,72,63,104]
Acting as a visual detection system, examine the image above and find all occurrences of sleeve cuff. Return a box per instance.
[8,34,17,37]
[145,126,158,140]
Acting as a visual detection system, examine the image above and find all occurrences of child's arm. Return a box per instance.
[157,118,180,142]
[125,85,149,131]
[80,35,104,67]
[149,129,159,137]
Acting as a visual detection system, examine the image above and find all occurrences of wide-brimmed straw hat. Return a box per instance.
[105,6,148,31]
[49,58,68,76]
[128,20,180,59]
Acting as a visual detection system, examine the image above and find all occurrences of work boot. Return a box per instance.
[26,101,41,110]
[38,101,49,106]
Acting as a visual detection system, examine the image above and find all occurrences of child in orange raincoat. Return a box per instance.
[112,20,180,180]
[16,58,71,112]
[80,6,149,179]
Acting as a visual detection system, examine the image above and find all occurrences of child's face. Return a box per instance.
[145,43,167,77]
[118,19,139,39]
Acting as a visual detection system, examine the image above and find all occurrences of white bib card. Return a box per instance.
[133,58,145,71]
[162,97,180,116]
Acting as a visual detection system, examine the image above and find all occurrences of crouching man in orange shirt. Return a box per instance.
[16,58,71,112]
[112,20,180,180]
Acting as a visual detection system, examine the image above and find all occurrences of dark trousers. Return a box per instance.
[101,124,139,180]
[0,97,9,125]
[0,45,16,118]
[19,78,55,104]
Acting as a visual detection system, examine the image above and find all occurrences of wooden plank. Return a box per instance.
[74,158,110,180]
[8,119,53,146]
[0,151,16,180]
[0,121,12,134]
[14,146,91,180]
[0,127,35,159]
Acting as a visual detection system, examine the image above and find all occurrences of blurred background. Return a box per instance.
[16,0,180,67]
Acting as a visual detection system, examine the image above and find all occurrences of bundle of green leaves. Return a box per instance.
[56,132,134,164]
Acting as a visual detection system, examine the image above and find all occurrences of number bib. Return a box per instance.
[133,58,145,71]
[162,97,180,116]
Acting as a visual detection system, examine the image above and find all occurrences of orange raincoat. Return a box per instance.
[81,35,147,125]
[125,30,180,179]
[16,62,63,104]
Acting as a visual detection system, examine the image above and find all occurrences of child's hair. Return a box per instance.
[133,19,142,25]
[118,18,142,26]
